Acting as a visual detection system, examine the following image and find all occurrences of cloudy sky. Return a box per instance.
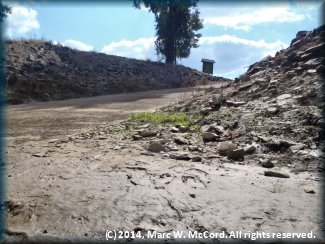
[3,0,323,78]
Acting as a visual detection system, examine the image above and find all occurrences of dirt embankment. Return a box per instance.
[5,40,229,104]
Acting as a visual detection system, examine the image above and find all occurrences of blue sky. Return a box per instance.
[4,0,324,78]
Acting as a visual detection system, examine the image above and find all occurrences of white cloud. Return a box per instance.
[100,35,287,79]
[179,35,288,78]
[199,35,287,56]
[6,4,40,37]
[61,39,94,51]
[101,37,156,60]
[203,7,305,31]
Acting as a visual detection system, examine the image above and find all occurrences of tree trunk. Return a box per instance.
[165,4,176,64]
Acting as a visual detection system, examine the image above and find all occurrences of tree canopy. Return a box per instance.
[0,1,11,22]
[134,0,203,64]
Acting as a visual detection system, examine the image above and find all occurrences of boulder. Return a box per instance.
[261,160,275,168]
[228,148,244,160]
[218,142,237,156]
[244,144,257,154]
[267,107,278,114]
[202,132,217,141]
[211,94,225,107]
[147,142,166,152]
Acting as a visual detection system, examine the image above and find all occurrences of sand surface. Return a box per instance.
[4,86,323,242]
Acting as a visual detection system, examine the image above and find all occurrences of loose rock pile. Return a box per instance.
[5,40,228,104]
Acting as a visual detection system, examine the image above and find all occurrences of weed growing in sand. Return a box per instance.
[130,112,189,125]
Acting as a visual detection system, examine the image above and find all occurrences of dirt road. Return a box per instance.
[4,86,322,242]
[7,86,212,140]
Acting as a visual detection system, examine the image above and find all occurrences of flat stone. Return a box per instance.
[264,171,290,178]
[132,134,142,140]
[32,152,49,157]
[140,130,157,137]
[289,143,305,153]
[304,58,322,69]
[200,125,210,133]
[277,94,292,100]
[174,136,188,145]
[307,69,317,74]
[205,154,219,159]
[225,101,246,106]
[170,127,179,133]
[138,123,150,128]
[140,151,155,156]
[147,142,166,153]
[170,152,191,161]
[304,188,315,194]
[269,79,278,85]
[28,54,36,61]
[168,146,179,151]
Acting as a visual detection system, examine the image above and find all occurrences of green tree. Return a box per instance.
[0,1,11,22]
[134,0,203,64]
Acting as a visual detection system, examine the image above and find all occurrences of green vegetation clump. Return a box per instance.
[130,112,192,126]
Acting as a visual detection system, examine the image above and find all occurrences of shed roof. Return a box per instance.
[201,58,215,63]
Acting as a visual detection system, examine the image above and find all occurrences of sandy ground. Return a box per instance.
[4,86,323,242]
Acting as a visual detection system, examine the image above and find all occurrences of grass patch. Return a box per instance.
[130,112,193,126]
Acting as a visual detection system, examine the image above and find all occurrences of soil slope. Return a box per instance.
[6,40,228,104]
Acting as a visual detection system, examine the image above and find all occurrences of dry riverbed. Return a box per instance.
[4,86,323,242]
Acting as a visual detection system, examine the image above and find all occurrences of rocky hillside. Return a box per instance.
[104,25,323,172]
[232,25,325,105]
[5,41,228,104]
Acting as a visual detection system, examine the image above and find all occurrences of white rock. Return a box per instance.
[277,94,292,100]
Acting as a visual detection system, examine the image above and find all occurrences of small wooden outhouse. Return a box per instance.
[201,58,215,74]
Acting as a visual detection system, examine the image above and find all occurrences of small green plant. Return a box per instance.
[130,112,191,125]
[130,112,202,126]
